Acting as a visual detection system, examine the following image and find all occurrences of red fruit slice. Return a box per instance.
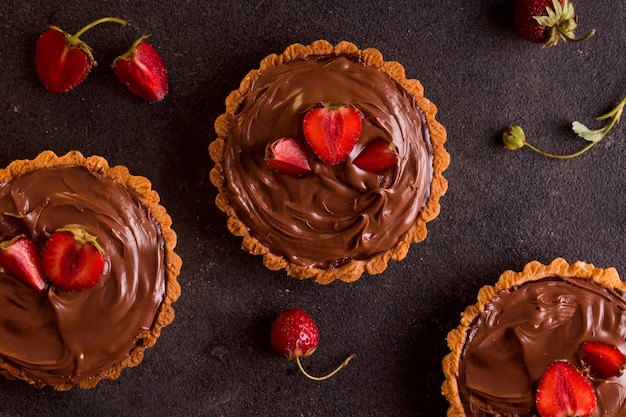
[353,138,398,173]
[265,138,312,175]
[43,226,106,291]
[113,35,169,102]
[302,103,362,165]
[270,308,319,360]
[535,361,596,417]
[579,341,626,378]
[0,235,47,291]
[35,17,127,93]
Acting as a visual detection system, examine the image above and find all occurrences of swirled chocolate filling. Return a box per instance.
[0,165,165,386]
[223,55,434,268]
[458,277,626,417]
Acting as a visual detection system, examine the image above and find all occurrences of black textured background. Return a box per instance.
[1,1,625,416]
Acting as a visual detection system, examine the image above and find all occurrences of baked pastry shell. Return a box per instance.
[209,40,450,284]
[0,150,182,390]
[441,258,624,416]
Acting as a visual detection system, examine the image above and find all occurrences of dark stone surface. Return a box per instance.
[0,0,624,415]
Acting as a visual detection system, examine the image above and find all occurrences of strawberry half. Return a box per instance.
[0,235,47,291]
[302,103,362,165]
[579,341,626,378]
[265,137,312,175]
[43,226,106,291]
[353,138,398,173]
[35,17,127,92]
[535,361,596,417]
[112,35,168,102]
[513,0,595,47]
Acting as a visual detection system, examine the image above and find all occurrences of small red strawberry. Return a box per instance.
[112,35,168,102]
[0,235,47,291]
[42,226,106,291]
[302,103,362,165]
[35,17,127,92]
[270,308,355,381]
[579,341,626,378]
[513,0,595,47]
[353,138,398,173]
[265,137,312,175]
[535,361,596,417]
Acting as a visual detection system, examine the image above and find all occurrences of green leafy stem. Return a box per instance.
[503,94,626,159]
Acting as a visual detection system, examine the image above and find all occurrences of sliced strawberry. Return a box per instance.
[0,235,47,291]
[43,226,106,291]
[265,137,312,175]
[536,361,596,417]
[579,341,626,378]
[35,17,126,93]
[302,103,362,165]
[112,35,168,102]
[353,138,398,173]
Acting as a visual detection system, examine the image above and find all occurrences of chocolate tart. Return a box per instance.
[209,40,449,284]
[442,258,626,416]
[0,150,181,390]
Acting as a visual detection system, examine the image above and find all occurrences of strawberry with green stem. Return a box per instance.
[112,34,169,102]
[36,17,127,93]
[270,308,355,381]
[503,95,626,159]
[513,0,595,47]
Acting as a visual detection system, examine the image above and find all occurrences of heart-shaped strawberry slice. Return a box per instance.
[43,226,106,291]
[0,235,47,291]
[265,137,312,175]
[302,103,362,165]
[535,361,596,417]
[35,17,126,93]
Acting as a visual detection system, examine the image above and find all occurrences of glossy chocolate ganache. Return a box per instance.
[221,54,434,269]
[458,276,626,417]
[0,165,166,387]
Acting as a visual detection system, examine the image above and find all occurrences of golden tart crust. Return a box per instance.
[441,258,625,416]
[0,150,182,390]
[209,40,449,284]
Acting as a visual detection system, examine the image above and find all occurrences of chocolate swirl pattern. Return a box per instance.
[0,164,167,388]
[457,276,626,417]
[220,54,441,275]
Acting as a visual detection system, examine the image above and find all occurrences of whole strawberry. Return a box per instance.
[35,17,127,92]
[270,308,355,381]
[112,35,168,102]
[513,0,595,47]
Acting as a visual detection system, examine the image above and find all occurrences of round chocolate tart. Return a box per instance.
[209,40,449,284]
[442,258,626,417]
[0,151,181,390]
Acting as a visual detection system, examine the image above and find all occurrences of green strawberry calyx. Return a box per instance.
[503,95,626,159]
[535,0,595,47]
